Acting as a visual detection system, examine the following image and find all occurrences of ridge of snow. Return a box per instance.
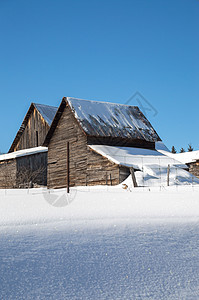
[89,145,186,169]
[0,147,48,161]
[157,150,199,164]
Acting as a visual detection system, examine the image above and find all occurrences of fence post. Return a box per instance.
[67,141,70,193]
[110,173,112,186]
[130,167,138,187]
[167,164,170,186]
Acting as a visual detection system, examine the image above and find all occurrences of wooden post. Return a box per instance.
[130,167,138,187]
[110,173,112,186]
[36,131,38,147]
[106,172,108,185]
[67,141,70,193]
[167,164,170,186]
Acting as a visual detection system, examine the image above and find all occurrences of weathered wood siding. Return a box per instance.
[14,108,49,152]
[0,159,17,189]
[47,104,88,189]
[87,148,120,186]
[188,161,199,179]
[47,104,130,188]
[16,152,47,187]
[0,152,47,189]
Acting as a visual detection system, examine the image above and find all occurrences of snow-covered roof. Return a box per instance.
[0,147,48,162]
[89,145,187,170]
[34,103,57,126]
[158,149,199,164]
[155,141,170,152]
[67,97,161,142]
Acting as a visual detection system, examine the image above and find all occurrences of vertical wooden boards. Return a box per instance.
[13,108,49,152]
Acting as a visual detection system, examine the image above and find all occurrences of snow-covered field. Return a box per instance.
[0,186,199,299]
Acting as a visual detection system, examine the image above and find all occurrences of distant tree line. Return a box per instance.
[171,144,194,154]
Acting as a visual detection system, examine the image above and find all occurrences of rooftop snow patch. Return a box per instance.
[34,103,58,126]
[0,147,48,162]
[89,145,186,170]
[155,141,170,152]
[158,149,199,164]
[67,97,161,142]
[89,145,198,186]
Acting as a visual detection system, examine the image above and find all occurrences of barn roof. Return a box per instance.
[44,97,161,146]
[9,103,57,153]
[34,103,58,126]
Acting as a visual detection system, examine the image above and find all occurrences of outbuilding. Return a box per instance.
[0,147,48,189]
[44,97,162,189]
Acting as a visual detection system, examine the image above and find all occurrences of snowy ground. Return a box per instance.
[0,186,199,299]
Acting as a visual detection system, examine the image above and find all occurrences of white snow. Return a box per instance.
[0,187,199,299]
[0,186,199,225]
[159,149,199,164]
[0,146,48,161]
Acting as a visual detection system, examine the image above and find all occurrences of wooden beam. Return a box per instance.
[67,141,70,193]
[130,167,138,187]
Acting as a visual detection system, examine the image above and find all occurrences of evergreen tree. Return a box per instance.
[171,146,177,153]
[188,144,193,152]
[180,147,185,153]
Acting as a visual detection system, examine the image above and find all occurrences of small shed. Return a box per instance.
[9,103,57,152]
[44,97,162,189]
[0,147,48,189]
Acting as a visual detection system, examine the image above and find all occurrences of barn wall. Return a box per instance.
[14,108,49,152]
[0,159,17,189]
[47,104,88,189]
[47,104,125,189]
[188,161,199,179]
[87,148,120,186]
[16,152,47,187]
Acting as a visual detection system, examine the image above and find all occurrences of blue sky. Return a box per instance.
[0,0,198,153]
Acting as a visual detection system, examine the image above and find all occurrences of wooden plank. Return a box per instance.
[130,167,138,187]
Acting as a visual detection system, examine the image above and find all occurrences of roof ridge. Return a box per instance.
[66,97,139,108]
[33,103,58,109]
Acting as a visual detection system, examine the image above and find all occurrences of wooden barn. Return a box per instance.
[44,97,161,189]
[0,147,47,189]
[188,160,199,178]
[9,103,57,152]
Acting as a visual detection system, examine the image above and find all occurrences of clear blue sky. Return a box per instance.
[0,0,198,153]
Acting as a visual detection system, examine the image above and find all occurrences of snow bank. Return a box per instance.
[0,186,199,226]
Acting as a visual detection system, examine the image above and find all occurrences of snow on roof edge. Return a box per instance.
[158,150,199,164]
[88,144,188,170]
[0,147,48,162]
[67,97,140,108]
